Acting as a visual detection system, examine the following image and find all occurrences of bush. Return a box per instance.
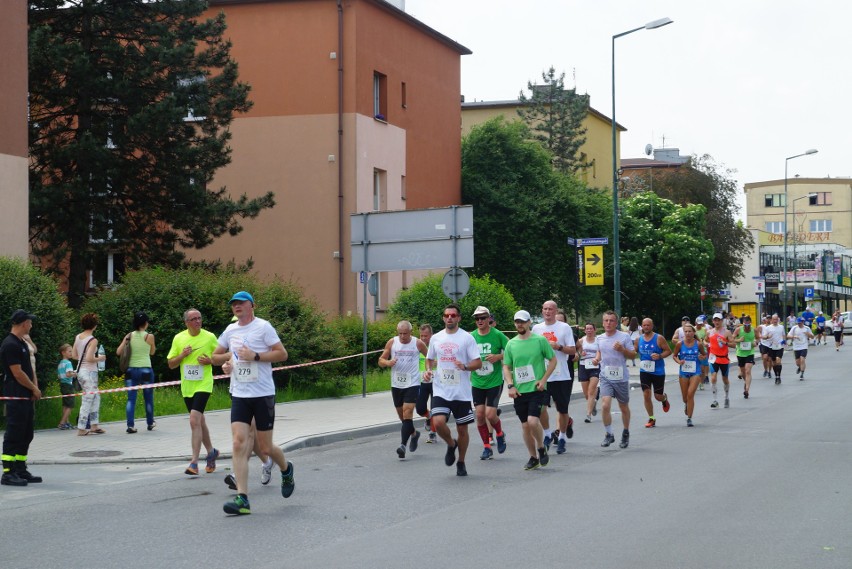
[326,315,399,377]
[388,273,520,332]
[0,257,75,386]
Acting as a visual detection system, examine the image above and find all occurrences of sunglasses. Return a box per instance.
[474,315,488,321]
[443,313,459,319]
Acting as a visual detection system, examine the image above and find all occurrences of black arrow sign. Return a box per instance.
[586,252,601,265]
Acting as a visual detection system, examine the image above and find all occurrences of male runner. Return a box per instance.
[593,311,635,449]
[532,300,576,454]
[416,324,436,443]
[424,304,482,477]
[762,314,787,384]
[757,315,773,379]
[636,318,672,427]
[815,311,827,345]
[732,315,759,398]
[379,320,428,459]
[694,316,710,388]
[707,313,734,409]
[787,317,814,380]
[470,306,509,460]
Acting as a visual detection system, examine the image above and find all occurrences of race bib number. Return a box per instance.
[640,360,655,372]
[477,361,493,376]
[708,353,717,364]
[603,366,624,381]
[770,342,780,351]
[439,368,459,386]
[740,341,752,351]
[514,364,535,384]
[233,361,258,383]
[582,358,599,369]
[392,371,412,388]
[183,365,203,381]
[681,360,697,373]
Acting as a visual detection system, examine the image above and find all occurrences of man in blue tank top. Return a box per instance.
[635,318,672,428]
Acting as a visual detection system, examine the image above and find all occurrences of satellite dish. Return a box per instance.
[644,144,653,156]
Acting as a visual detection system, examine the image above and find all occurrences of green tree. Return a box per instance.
[518,66,592,175]
[644,154,753,290]
[618,193,714,329]
[28,0,274,308]
[461,117,609,315]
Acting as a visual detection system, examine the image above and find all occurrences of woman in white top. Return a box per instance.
[577,323,601,423]
[72,313,107,436]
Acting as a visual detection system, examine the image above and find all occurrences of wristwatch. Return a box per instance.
[254,352,261,361]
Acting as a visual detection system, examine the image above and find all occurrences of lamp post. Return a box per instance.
[611,17,673,317]
[783,149,817,316]
[792,193,818,316]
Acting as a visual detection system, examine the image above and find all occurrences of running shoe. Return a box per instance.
[396,444,406,459]
[409,430,420,453]
[223,495,250,515]
[738,374,743,380]
[427,432,437,444]
[538,446,549,466]
[444,441,457,466]
[601,433,616,447]
[185,462,199,476]
[662,396,670,413]
[126,427,137,434]
[281,462,295,498]
[800,373,804,381]
[147,422,156,431]
[543,435,551,451]
[710,400,719,409]
[456,462,467,477]
[566,417,574,439]
[619,430,630,449]
[645,417,656,428]
[556,438,567,455]
[480,446,493,460]
[584,415,592,423]
[496,433,507,454]
[224,473,237,490]
[524,457,540,470]
[724,398,730,409]
[744,389,749,399]
[261,458,273,485]
[205,448,220,473]
[775,378,781,385]
[686,418,694,427]
[698,383,704,391]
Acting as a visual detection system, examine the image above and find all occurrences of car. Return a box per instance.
[842,312,852,335]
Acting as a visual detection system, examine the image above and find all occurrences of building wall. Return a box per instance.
[0,2,29,258]
[460,103,620,190]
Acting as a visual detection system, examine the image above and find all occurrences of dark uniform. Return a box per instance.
[1,332,40,485]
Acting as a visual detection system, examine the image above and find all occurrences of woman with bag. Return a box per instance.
[72,313,107,436]
[117,312,156,434]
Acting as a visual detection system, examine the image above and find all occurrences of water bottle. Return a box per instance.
[97,344,106,371]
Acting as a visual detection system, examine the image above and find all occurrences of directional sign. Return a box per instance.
[577,237,609,247]
[583,245,604,286]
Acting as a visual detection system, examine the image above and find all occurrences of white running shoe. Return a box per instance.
[261,457,274,485]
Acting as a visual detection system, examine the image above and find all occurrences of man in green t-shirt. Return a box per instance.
[167,308,221,477]
[503,310,557,471]
[471,306,509,460]
[733,315,759,399]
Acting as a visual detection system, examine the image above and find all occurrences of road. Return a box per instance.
[1,347,850,569]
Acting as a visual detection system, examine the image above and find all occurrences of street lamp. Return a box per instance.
[612,17,673,317]
[792,192,818,316]
[783,149,818,317]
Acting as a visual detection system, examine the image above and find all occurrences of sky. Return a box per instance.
[404,0,851,219]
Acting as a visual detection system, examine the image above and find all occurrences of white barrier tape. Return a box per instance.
[0,349,384,401]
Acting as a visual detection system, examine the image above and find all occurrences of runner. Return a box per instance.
[416,324,436,443]
[532,300,577,455]
[672,323,704,427]
[801,306,816,342]
[470,306,509,460]
[707,313,734,409]
[378,320,429,459]
[670,316,692,344]
[757,315,773,379]
[593,311,636,449]
[636,318,672,428]
[831,311,844,351]
[694,316,710,389]
[503,310,556,470]
[577,323,600,423]
[787,317,814,380]
[732,315,759,399]
[423,303,482,477]
[762,314,787,384]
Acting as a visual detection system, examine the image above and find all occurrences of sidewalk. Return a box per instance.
[26,359,681,465]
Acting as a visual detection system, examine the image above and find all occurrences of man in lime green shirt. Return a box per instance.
[471,306,509,460]
[167,308,220,476]
[503,310,557,471]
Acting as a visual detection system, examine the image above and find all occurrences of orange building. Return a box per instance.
[191,0,471,316]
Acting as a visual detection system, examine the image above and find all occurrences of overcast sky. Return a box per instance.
[405,0,850,218]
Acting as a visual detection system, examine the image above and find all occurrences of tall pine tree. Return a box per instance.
[28,0,274,307]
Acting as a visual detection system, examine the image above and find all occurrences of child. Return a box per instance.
[57,344,76,429]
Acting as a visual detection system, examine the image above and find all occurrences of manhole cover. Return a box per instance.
[69,450,123,458]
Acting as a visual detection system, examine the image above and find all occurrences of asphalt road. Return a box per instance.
[1,347,849,569]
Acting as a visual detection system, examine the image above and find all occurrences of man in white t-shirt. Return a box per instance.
[762,314,787,384]
[211,291,294,515]
[424,303,482,477]
[592,310,637,449]
[532,300,576,455]
[787,317,814,380]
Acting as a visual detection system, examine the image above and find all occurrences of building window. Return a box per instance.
[373,168,386,211]
[373,72,387,121]
[764,193,785,207]
[178,75,207,122]
[765,221,786,234]
[809,192,832,205]
[809,219,832,232]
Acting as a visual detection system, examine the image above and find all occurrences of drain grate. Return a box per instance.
[69,450,124,458]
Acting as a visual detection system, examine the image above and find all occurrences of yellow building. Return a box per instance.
[461,100,623,189]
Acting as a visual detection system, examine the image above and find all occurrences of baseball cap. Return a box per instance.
[695,316,705,324]
[681,316,691,321]
[797,317,804,323]
[472,306,490,317]
[229,291,255,305]
[10,309,36,325]
[513,310,531,322]
[712,312,723,320]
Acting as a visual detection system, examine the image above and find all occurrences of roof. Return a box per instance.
[209,0,472,55]
[620,158,685,169]
[461,99,625,131]
[743,177,852,190]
